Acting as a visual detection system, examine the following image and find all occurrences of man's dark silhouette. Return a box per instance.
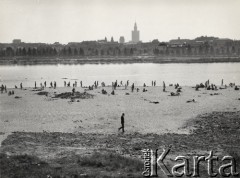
[118,113,125,133]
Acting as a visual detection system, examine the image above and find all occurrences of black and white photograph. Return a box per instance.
[0,0,240,177]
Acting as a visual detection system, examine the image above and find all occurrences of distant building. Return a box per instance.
[132,22,140,43]
[169,37,190,47]
[119,36,125,44]
[213,38,232,47]
[111,37,114,43]
[12,39,21,44]
[54,42,60,45]
[98,37,108,43]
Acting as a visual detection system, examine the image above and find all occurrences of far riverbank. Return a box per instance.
[0,56,240,65]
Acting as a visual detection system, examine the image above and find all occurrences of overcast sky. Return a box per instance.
[0,0,240,44]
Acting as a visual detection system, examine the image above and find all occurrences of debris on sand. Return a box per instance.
[210,93,220,96]
[53,92,94,99]
[36,91,49,96]
[144,98,159,104]
[32,88,44,92]
[186,99,196,103]
[149,101,159,104]
[170,92,180,96]
[14,96,21,99]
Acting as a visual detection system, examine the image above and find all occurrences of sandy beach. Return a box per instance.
[1,85,240,136]
[1,85,240,177]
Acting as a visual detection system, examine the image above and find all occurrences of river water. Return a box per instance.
[0,63,240,87]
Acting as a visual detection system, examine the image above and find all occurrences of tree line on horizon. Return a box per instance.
[0,42,240,58]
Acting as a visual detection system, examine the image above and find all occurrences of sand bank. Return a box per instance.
[1,85,240,138]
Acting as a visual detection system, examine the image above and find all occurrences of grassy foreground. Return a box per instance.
[1,111,240,177]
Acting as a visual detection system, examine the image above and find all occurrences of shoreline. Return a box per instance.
[0,56,240,65]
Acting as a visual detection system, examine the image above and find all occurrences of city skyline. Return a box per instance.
[0,0,240,44]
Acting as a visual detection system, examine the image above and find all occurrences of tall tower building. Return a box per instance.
[132,22,140,43]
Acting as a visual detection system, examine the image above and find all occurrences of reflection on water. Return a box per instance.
[0,63,240,87]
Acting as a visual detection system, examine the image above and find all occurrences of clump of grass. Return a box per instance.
[78,152,143,172]
[0,153,59,178]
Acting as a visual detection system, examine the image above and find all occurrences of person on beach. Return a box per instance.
[154,81,156,87]
[118,113,125,133]
[1,85,3,93]
[102,89,107,94]
[35,81,37,89]
[20,83,22,90]
[221,79,223,86]
[72,88,75,95]
[50,82,53,88]
[80,81,82,87]
[111,90,115,95]
[163,81,166,92]
[131,83,134,92]
[44,81,46,87]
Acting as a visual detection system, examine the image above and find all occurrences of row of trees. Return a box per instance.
[0,45,240,57]
[0,46,137,57]
[153,45,240,56]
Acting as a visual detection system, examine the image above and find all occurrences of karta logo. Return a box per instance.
[142,147,239,177]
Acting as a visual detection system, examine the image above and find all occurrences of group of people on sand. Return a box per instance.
[34,81,57,89]
[169,83,181,96]
[1,84,7,93]
[35,81,47,89]
[64,81,83,88]
[2,79,239,99]
[151,80,156,86]
[194,79,239,91]
[1,83,23,95]
[1,85,14,96]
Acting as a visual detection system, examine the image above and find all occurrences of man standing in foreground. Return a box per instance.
[118,113,125,133]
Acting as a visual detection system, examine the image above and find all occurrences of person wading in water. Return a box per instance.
[118,113,125,133]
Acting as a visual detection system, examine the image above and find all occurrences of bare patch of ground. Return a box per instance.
[53,92,94,100]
